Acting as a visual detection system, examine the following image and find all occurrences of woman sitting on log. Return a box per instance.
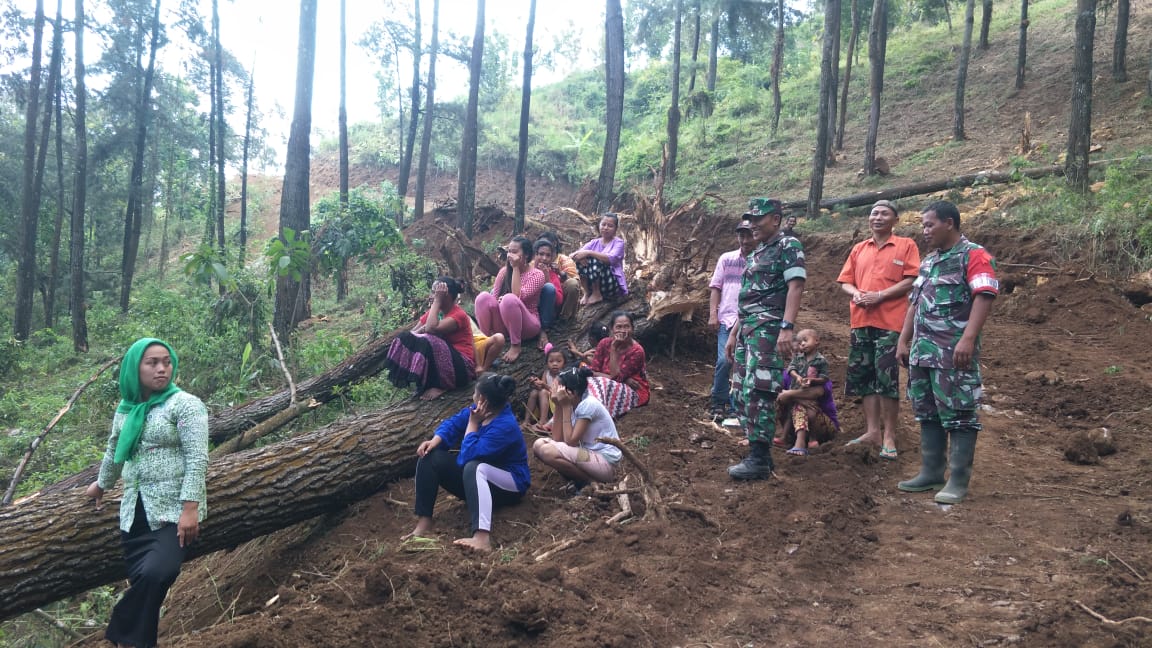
[533,366,622,495]
[85,338,209,648]
[587,311,650,418]
[571,212,628,306]
[475,235,546,364]
[385,277,476,400]
[405,373,530,553]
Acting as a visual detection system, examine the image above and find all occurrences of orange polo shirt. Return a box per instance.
[836,235,921,332]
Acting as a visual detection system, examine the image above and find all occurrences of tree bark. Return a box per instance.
[595,0,625,214]
[397,0,422,205]
[514,0,537,234]
[687,0,701,93]
[213,0,226,256]
[118,0,162,314]
[978,0,992,50]
[864,0,888,176]
[69,0,88,353]
[769,0,785,135]
[43,0,66,331]
[457,0,485,239]
[239,65,254,266]
[414,0,439,222]
[954,0,975,141]
[273,0,318,340]
[1015,0,1028,89]
[705,3,718,92]
[13,0,46,341]
[1112,0,1128,82]
[825,0,842,160]
[1065,0,1096,193]
[338,0,349,209]
[808,0,840,217]
[665,0,683,182]
[835,0,860,150]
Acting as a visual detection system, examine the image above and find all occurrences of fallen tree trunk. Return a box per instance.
[781,159,1126,212]
[0,290,665,620]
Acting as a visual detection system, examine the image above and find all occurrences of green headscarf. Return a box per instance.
[114,338,182,462]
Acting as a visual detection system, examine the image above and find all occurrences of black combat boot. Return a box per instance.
[728,440,774,480]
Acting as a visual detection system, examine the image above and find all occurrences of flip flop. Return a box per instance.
[879,446,898,460]
[786,447,809,456]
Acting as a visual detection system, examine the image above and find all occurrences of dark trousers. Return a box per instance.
[105,497,186,648]
[414,448,522,534]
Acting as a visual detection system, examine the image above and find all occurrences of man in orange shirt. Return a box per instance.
[836,200,920,459]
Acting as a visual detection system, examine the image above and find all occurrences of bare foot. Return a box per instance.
[738,437,749,447]
[807,439,820,449]
[502,345,522,363]
[453,534,491,553]
[579,296,590,305]
[584,296,603,306]
[419,387,446,401]
[402,517,433,540]
[537,331,549,351]
[845,433,880,446]
[475,364,490,373]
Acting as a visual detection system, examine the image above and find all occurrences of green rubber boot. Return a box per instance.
[897,420,947,492]
[728,441,774,480]
[935,428,978,504]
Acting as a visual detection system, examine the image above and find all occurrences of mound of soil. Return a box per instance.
[85,221,1151,648]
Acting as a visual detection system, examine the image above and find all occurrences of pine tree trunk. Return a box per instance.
[665,0,683,182]
[595,0,625,214]
[808,0,840,217]
[160,155,173,279]
[770,0,785,134]
[13,0,46,341]
[864,0,887,176]
[273,0,318,341]
[1016,0,1028,89]
[213,0,226,256]
[69,0,88,353]
[41,0,65,330]
[825,2,842,160]
[954,0,975,141]
[978,0,992,50]
[414,0,439,222]
[514,0,537,234]
[118,0,162,314]
[47,36,65,331]
[240,66,254,266]
[397,0,422,203]
[1065,0,1096,192]
[338,0,349,211]
[457,0,485,239]
[836,0,861,150]
[1112,0,1128,82]
[705,5,718,92]
[687,0,701,94]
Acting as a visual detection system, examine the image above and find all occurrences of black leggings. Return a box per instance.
[414,448,522,534]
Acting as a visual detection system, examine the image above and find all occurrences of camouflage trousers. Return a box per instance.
[845,327,900,399]
[907,364,983,430]
[731,321,783,443]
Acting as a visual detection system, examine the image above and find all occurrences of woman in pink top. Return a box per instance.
[475,236,546,363]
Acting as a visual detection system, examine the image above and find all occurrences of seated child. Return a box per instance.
[526,344,566,432]
[774,329,840,456]
[470,316,506,374]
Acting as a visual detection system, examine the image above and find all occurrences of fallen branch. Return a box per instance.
[1074,600,1152,626]
[2,358,119,506]
[210,398,321,456]
[533,538,580,563]
[1107,551,1146,581]
[604,475,633,525]
[32,607,82,640]
[668,503,720,529]
[268,323,296,404]
[597,437,665,521]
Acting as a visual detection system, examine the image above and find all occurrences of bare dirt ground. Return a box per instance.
[106,209,1152,648]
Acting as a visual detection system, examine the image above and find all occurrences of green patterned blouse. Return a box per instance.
[97,391,209,532]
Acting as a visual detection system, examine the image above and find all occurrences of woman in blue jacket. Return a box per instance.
[406,373,530,552]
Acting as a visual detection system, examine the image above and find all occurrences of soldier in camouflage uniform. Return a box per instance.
[896,201,998,504]
[724,198,806,480]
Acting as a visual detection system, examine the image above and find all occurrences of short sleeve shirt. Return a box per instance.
[709,249,748,329]
[573,394,622,463]
[580,236,629,295]
[420,304,476,363]
[738,233,806,323]
[908,237,999,369]
[836,235,921,331]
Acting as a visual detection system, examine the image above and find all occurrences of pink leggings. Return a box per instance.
[533,438,617,483]
[475,292,541,345]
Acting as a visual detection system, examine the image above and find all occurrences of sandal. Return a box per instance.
[879,446,898,460]
[786,447,809,456]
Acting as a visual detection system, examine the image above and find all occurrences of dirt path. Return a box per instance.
[112,225,1151,648]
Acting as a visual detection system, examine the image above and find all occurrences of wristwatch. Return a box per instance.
[780,320,795,330]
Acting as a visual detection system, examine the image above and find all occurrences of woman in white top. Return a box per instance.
[532,366,621,492]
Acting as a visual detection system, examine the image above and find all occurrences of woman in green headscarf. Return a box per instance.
[85,338,209,648]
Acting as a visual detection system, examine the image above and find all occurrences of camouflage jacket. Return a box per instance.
[908,236,999,369]
[738,233,806,332]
